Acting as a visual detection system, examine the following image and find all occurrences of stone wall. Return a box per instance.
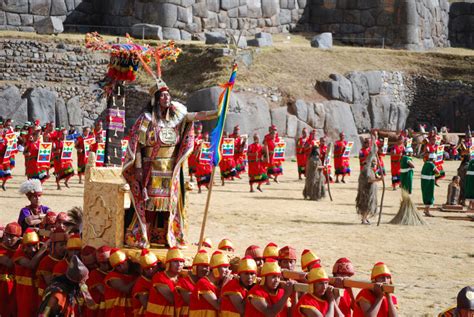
[449,1,474,49]
[301,0,450,50]
[0,0,452,49]
[0,38,108,128]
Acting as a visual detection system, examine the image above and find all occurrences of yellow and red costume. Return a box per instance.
[87,246,112,317]
[0,222,21,317]
[25,138,50,182]
[104,249,135,316]
[334,139,350,176]
[264,132,283,177]
[13,228,40,317]
[176,249,210,317]
[319,142,332,182]
[245,259,288,317]
[146,247,183,316]
[390,144,405,186]
[353,262,398,316]
[231,131,247,176]
[247,141,268,185]
[188,129,202,177]
[52,233,82,277]
[132,249,158,317]
[220,256,257,317]
[332,258,355,317]
[262,242,279,261]
[293,264,330,316]
[301,249,320,272]
[296,135,308,175]
[53,136,75,182]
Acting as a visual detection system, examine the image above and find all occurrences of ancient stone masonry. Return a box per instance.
[0,38,108,128]
[449,1,474,49]
[0,0,453,50]
[301,0,450,50]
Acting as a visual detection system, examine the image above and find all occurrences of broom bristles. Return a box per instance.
[389,190,427,226]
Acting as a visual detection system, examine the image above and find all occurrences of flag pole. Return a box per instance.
[198,166,217,250]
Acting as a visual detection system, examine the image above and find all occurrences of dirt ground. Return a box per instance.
[1,154,472,316]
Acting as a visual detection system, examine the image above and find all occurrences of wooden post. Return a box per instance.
[198,166,217,250]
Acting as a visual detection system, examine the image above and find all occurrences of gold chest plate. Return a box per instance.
[159,127,178,146]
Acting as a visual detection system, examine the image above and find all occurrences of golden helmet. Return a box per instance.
[210,250,230,269]
[307,264,329,284]
[139,248,159,269]
[263,242,279,260]
[301,249,320,272]
[66,234,82,250]
[109,248,128,268]
[371,262,391,281]
[166,247,185,263]
[218,238,234,252]
[22,228,39,245]
[193,249,210,267]
[238,256,257,274]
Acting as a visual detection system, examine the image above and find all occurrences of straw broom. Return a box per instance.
[389,189,426,225]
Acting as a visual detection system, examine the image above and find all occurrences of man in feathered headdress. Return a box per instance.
[18,179,52,233]
[122,44,223,248]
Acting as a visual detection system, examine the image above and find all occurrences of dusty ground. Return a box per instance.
[1,154,472,316]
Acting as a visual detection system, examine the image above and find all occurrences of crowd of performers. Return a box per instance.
[0,118,116,190]
[0,166,472,316]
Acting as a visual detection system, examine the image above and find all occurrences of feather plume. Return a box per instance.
[18,179,42,194]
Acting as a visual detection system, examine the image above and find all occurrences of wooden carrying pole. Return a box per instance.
[198,166,217,250]
[282,270,395,294]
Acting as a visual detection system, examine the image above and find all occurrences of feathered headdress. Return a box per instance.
[19,179,42,195]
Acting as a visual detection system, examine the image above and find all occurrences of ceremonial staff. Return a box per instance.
[376,136,386,226]
[198,64,238,250]
[325,143,333,201]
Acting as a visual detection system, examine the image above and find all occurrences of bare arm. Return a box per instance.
[38,295,59,317]
[137,293,149,310]
[300,307,323,317]
[178,288,191,305]
[202,292,220,311]
[108,278,135,294]
[156,285,175,304]
[25,214,44,226]
[387,295,398,317]
[186,110,220,122]
[250,281,294,317]
[228,293,245,315]
[0,255,14,268]
[17,245,48,270]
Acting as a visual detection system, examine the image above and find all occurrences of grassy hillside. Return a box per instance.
[1,31,473,100]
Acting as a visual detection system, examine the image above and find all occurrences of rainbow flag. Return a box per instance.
[96,143,106,164]
[210,64,238,167]
[221,138,235,157]
[273,141,286,160]
[200,142,212,162]
[343,142,354,158]
[61,141,75,161]
[37,142,52,163]
[2,134,16,164]
[84,138,95,159]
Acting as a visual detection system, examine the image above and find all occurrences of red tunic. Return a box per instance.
[359,147,371,169]
[25,140,49,181]
[86,268,108,317]
[264,135,283,176]
[13,248,39,317]
[296,137,308,174]
[0,138,13,182]
[0,243,18,317]
[293,293,329,316]
[220,138,237,180]
[220,278,250,317]
[390,144,404,185]
[231,134,247,175]
[353,289,398,317]
[247,143,268,184]
[53,258,69,277]
[175,275,196,317]
[319,144,332,180]
[188,134,202,175]
[189,276,218,317]
[36,254,61,297]
[53,140,74,181]
[334,140,350,175]
[132,275,152,317]
[146,271,177,317]
[245,284,288,317]
[338,288,353,317]
[76,135,92,175]
[104,271,135,317]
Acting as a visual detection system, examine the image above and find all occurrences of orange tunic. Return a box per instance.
[293,293,329,316]
[146,271,177,317]
[43,290,75,317]
[13,248,39,317]
[36,254,61,297]
[0,243,18,317]
[220,279,250,317]
[104,271,135,317]
[189,276,219,317]
[175,275,196,317]
[132,275,152,317]
[86,268,108,317]
[353,289,398,317]
[245,284,288,317]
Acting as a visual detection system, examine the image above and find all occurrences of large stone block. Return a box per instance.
[368,95,391,129]
[286,114,298,137]
[262,0,279,17]
[30,0,51,15]
[55,97,68,128]
[156,3,178,27]
[177,6,193,24]
[207,0,219,12]
[66,96,83,126]
[162,27,181,40]
[322,100,360,153]
[318,80,339,99]
[270,106,288,135]
[51,0,68,15]
[0,85,28,125]
[131,23,163,40]
[350,102,371,133]
[311,32,333,49]
[279,8,291,24]
[329,73,352,103]
[6,12,21,26]
[192,2,209,18]
[363,70,382,95]
[347,71,369,104]
[283,137,296,157]
[205,31,228,44]
[25,88,57,125]
[34,16,64,34]
[1,0,29,13]
[307,102,325,129]
[289,99,309,121]
[20,13,33,25]
[221,0,239,10]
